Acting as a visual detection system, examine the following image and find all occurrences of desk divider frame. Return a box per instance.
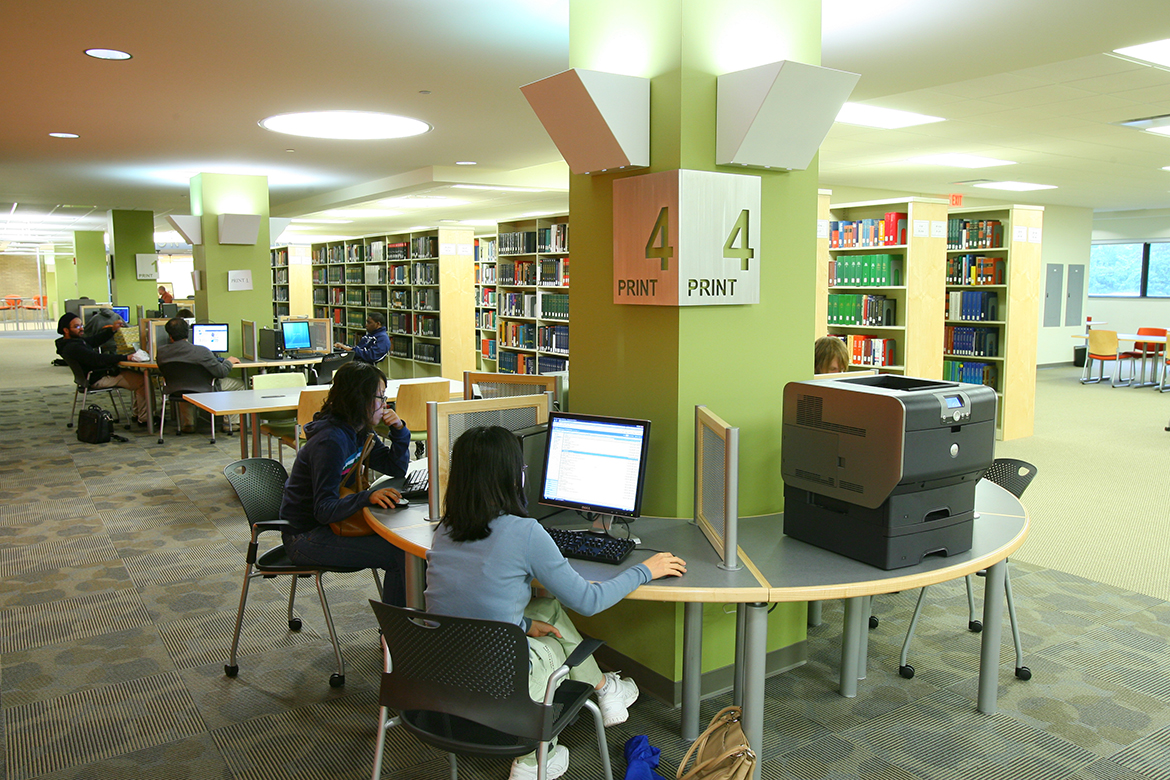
[240,320,258,362]
[694,405,741,571]
[462,371,561,407]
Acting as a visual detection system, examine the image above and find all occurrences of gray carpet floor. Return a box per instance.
[1,354,1169,779]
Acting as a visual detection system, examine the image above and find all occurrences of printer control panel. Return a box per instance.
[936,391,972,424]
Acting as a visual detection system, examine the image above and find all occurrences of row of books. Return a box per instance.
[500,321,537,350]
[828,294,896,326]
[345,311,366,329]
[415,289,438,311]
[390,290,409,309]
[946,290,999,321]
[313,268,344,284]
[273,268,289,284]
[501,292,537,318]
[368,240,410,262]
[390,336,412,359]
[475,263,497,284]
[540,257,570,286]
[948,218,1004,250]
[944,359,998,389]
[499,230,539,255]
[475,238,498,263]
[538,356,568,373]
[477,288,497,307]
[272,248,289,267]
[829,211,907,248]
[413,262,439,285]
[498,351,536,374]
[837,334,897,367]
[499,260,537,286]
[411,235,438,259]
[413,342,440,364]
[389,312,441,336]
[344,290,364,306]
[538,324,569,354]
[947,254,1005,285]
[415,314,439,338]
[476,310,496,330]
[481,336,497,360]
[367,290,387,308]
[541,293,569,320]
[829,253,903,287]
[539,224,570,253]
[944,326,999,358]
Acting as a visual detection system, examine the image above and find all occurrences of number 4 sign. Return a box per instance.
[613,169,761,306]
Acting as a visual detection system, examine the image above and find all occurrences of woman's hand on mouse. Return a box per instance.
[368,487,403,508]
[642,552,687,579]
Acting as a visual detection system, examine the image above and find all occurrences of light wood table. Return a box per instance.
[1072,331,1167,387]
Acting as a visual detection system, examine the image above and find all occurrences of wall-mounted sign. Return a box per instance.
[613,169,761,306]
[227,269,253,291]
[135,253,159,280]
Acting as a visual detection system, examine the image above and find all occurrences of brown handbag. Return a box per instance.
[329,433,376,537]
[676,706,755,780]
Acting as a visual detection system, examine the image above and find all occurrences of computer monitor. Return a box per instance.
[539,412,651,529]
[160,303,179,318]
[191,323,229,353]
[110,306,131,324]
[281,319,312,351]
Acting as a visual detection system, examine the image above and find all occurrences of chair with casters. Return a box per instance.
[222,458,382,688]
[309,351,353,385]
[156,360,219,445]
[897,458,1037,682]
[1080,329,1125,385]
[368,600,613,780]
[271,386,330,463]
[393,379,451,459]
[1119,327,1166,388]
[252,371,308,461]
[62,356,130,430]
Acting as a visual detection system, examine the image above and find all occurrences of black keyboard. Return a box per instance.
[402,468,428,498]
[545,527,636,565]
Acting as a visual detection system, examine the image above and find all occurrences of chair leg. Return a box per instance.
[536,741,549,780]
[1004,562,1030,680]
[584,699,613,780]
[898,587,929,678]
[312,572,347,687]
[210,413,216,445]
[449,753,458,780]
[157,394,168,444]
[964,575,981,631]
[224,564,255,677]
[370,569,383,601]
[369,703,403,780]
[67,387,81,427]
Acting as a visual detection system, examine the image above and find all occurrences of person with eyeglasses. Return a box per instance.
[279,361,412,605]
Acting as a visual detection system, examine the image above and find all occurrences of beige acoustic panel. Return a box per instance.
[521,69,649,175]
[717,60,859,171]
[217,213,261,245]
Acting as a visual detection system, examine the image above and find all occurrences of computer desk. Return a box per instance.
[365,480,1028,778]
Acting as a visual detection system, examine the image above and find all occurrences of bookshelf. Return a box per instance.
[495,216,569,375]
[475,236,498,370]
[270,245,312,322]
[817,195,947,378]
[309,227,476,380]
[945,204,1042,440]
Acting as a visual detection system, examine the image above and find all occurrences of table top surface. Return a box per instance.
[1072,331,1168,342]
[365,480,1027,604]
[181,377,464,415]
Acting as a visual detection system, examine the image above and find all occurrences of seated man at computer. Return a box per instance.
[156,318,245,432]
[333,312,390,364]
[158,285,173,305]
[55,312,149,425]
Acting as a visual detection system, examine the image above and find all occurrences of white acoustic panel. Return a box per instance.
[269,218,292,244]
[165,215,202,245]
[521,68,649,175]
[217,213,261,245]
[717,60,859,171]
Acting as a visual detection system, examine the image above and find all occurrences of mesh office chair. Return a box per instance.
[368,600,613,780]
[222,458,382,688]
[309,351,353,385]
[156,361,219,445]
[62,356,130,429]
[897,458,1036,681]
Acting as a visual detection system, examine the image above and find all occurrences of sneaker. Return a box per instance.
[597,671,639,726]
[509,745,569,780]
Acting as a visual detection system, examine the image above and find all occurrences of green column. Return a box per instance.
[566,0,820,694]
[190,173,272,357]
[73,230,107,304]
[108,210,157,313]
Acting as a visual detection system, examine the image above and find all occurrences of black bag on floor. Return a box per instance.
[77,405,113,444]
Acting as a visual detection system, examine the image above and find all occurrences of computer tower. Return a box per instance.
[258,327,284,360]
[514,423,555,520]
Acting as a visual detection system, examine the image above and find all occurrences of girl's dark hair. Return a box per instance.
[441,426,528,542]
[317,361,386,432]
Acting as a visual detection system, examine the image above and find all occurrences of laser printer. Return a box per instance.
[781,374,996,569]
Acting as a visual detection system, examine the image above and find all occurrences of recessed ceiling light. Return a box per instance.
[1146,126,1170,137]
[1114,38,1170,68]
[49,132,80,139]
[971,181,1057,191]
[836,103,945,129]
[455,161,477,165]
[259,111,430,140]
[1162,166,1170,171]
[906,153,1014,168]
[451,184,545,193]
[290,218,352,224]
[85,48,131,60]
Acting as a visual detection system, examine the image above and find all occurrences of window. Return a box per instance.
[1089,242,1170,297]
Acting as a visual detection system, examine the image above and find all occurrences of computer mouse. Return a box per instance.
[395,497,409,508]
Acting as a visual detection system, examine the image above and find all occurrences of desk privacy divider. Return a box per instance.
[240,320,258,362]
[462,371,561,407]
[145,319,170,360]
[694,405,741,571]
[425,394,552,521]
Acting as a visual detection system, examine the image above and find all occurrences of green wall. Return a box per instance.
[109,210,159,314]
[74,230,108,303]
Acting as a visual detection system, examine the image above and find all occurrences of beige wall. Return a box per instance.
[0,255,45,297]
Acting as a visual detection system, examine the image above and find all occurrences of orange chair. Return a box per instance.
[1120,327,1166,387]
[22,295,46,311]
[0,296,17,322]
[1080,329,1123,385]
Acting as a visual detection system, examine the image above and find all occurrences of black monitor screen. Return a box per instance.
[281,320,311,351]
[110,306,131,324]
[539,412,651,518]
[160,303,179,318]
[191,323,229,353]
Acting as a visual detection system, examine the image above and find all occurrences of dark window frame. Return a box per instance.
[1089,240,1170,298]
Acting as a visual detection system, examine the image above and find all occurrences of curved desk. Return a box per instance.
[366,481,1027,779]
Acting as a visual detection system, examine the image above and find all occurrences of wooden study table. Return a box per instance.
[365,480,1027,780]
[1072,331,1168,387]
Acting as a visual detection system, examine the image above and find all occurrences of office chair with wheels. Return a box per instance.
[156,361,219,445]
[368,600,613,780]
[62,356,130,430]
[897,458,1036,682]
[309,351,353,385]
[222,458,382,688]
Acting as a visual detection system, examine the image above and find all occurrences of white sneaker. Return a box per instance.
[597,671,639,727]
[509,744,569,780]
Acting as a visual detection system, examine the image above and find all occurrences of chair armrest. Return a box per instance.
[253,519,294,535]
[543,635,604,705]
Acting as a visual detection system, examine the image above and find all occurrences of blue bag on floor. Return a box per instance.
[624,735,662,780]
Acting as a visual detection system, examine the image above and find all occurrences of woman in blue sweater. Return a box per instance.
[280,361,412,605]
[425,426,686,780]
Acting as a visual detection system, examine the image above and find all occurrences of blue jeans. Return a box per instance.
[282,525,407,607]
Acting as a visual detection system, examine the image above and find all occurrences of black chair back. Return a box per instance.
[62,355,91,389]
[311,352,354,385]
[158,360,217,396]
[369,601,550,741]
[223,459,287,527]
[983,458,1037,499]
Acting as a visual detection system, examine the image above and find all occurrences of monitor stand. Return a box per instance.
[590,514,640,545]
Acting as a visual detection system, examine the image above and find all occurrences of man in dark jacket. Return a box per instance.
[333,312,390,364]
[55,312,149,424]
[156,317,245,431]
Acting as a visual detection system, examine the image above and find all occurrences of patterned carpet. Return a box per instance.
[2,378,1169,780]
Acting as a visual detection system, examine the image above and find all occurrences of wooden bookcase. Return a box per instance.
[817,196,947,378]
[307,227,476,381]
[475,236,498,371]
[945,204,1042,440]
[270,245,312,322]
[495,215,569,375]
